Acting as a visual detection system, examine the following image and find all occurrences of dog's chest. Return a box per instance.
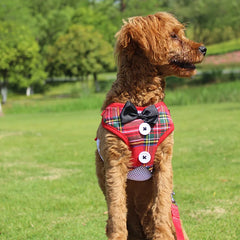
[100,102,174,180]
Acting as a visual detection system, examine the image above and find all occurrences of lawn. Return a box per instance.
[206,38,240,55]
[0,102,239,239]
[4,80,240,114]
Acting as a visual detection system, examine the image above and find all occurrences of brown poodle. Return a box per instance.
[95,12,206,240]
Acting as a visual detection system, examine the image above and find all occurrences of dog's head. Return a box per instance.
[115,12,206,78]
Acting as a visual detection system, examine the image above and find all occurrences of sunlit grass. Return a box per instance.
[207,38,240,55]
[0,110,106,240]
[0,102,240,239]
[3,80,240,115]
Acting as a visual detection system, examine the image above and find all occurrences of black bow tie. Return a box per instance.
[120,101,159,125]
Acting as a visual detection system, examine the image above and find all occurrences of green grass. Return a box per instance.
[0,111,105,240]
[171,103,240,238]
[165,80,240,105]
[207,38,240,55]
[3,93,105,114]
[0,101,240,239]
[3,80,240,114]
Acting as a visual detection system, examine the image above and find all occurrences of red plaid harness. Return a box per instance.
[100,102,185,239]
[101,102,174,172]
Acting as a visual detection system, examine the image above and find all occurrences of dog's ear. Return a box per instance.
[115,19,139,60]
[115,20,131,49]
[115,16,165,63]
[115,17,151,52]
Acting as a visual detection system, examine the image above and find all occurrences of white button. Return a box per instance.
[138,151,151,164]
[139,123,151,135]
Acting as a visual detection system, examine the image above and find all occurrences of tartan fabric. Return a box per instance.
[101,102,174,171]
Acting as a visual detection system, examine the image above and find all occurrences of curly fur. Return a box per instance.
[96,12,206,240]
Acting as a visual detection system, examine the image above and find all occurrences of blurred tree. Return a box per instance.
[46,25,114,91]
[26,0,89,51]
[121,0,167,17]
[26,0,85,17]
[0,22,46,102]
[0,0,32,26]
[169,0,240,44]
[35,8,75,51]
[72,5,119,45]
[120,0,126,12]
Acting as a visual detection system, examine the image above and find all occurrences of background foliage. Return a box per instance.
[0,102,239,240]
[0,0,239,95]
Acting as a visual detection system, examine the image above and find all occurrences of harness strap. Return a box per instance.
[171,203,185,240]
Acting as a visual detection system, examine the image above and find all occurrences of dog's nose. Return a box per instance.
[199,46,207,56]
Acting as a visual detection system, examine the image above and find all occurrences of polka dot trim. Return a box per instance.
[97,139,152,181]
[127,166,152,181]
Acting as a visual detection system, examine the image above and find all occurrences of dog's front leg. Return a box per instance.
[152,135,175,240]
[104,137,131,240]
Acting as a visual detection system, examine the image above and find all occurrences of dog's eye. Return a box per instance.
[171,33,178,39]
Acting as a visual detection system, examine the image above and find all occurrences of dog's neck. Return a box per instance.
[102,55,165,109]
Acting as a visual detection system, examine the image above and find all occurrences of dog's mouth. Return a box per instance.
[170,60,196,70]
